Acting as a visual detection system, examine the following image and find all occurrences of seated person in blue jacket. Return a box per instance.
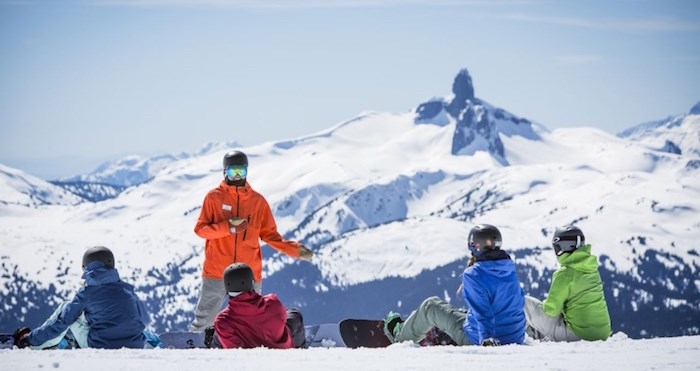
[14,246,157,349]
[383,224,526,346]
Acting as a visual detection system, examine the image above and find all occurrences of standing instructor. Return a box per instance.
[190,150,313,331]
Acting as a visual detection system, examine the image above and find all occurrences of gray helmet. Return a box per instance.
[223,263,254,293]
[468,224,502,251]
[82,246,115,269]
[552,226,585,256]
[223,151,248,168]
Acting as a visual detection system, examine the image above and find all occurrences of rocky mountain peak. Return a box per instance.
[690,101,700,115]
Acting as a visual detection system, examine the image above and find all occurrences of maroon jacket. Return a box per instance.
[214,291,293,349]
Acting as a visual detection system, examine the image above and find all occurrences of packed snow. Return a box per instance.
[2,333,699,371]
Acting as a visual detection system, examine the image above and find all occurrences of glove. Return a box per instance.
[480,337,501,346]
[229,218,249,234]
[298,245,313,261]
[13,327,31,348]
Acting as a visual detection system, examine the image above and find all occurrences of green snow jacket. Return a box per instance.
[543,244,612,341]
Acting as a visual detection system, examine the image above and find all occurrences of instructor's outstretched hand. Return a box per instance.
[298,245,313,261]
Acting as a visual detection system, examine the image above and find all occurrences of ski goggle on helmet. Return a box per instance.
[225,165,247,179]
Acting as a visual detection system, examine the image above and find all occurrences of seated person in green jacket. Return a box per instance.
[524,226,612,342]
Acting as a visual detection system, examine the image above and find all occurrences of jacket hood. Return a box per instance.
[226,291,282,319]
[219,180,255,200]
[472,257,516,278]
[558,244,599,273]
[81,267,122,286]
[228,291,263,311]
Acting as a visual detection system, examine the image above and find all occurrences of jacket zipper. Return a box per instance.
[234,187,239,263]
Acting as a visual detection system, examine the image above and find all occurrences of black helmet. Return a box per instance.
[82,246,115,269]
[223,151,248,168]
[224,263,254,293]
[552,226,585,256]
[468,224,502,252]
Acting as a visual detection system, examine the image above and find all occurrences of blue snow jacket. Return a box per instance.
[462,250,526,345]
[29,262,148,349]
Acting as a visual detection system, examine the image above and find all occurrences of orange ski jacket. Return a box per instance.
[194,181,301,282]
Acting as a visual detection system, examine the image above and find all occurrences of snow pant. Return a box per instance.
[208,308,306,349]
[285,308,307,348]
[394,296,471,345]
[190,277,262,331]
[32,302,90,350]
[523,296,581,342]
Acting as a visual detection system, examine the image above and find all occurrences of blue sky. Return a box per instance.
[1,0,698,179]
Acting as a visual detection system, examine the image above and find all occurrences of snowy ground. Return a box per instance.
[3,334,699,371]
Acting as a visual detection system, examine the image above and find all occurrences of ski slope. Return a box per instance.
[2,333,699,371]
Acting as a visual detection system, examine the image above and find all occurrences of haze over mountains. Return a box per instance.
[1,69,698,339]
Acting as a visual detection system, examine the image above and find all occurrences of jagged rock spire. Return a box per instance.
[452,69,475,101]
[447,69,476,117]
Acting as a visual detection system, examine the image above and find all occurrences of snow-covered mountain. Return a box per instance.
[52,141,240,201]
[618,101,700,159]
[1,69,698,339]
[61,153,189,187]
[414,69,542,165]
[59,141,241,187]
[0,163,83,206]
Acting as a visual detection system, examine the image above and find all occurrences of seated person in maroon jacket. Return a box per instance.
[210,263,305,349]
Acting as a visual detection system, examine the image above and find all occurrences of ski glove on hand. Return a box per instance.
[229,218,249,234]
[480,337,501,347]
[298,245,313,261]
[13,327,31,348]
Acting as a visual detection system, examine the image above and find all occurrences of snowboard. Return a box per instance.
[305,323,345,348]
[0,333,14,349]
[339,319,392,348]
[159,331,206,349]
[339,319,458,348]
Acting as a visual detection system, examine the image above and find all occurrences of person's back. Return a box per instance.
[213,262,293,349]
[463,251,526,345]
[214,291,292,349]
[80,267,147,348]
[544,244,611,341]
[24,246,148,350]
[524,226,612,342]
